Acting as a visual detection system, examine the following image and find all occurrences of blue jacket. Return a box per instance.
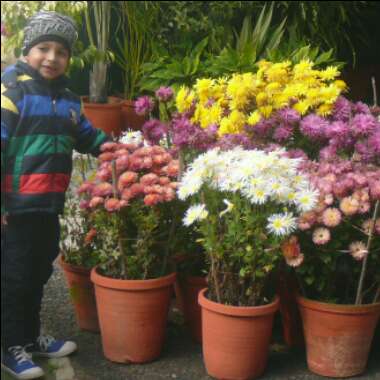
[1,60,108,215]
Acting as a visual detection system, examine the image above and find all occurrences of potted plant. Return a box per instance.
[59,154,102,332]
[113,2,159,131]
[81,1,122,136]
[178,147,318,380]
[78,139,181,363]
[287,158,380,378]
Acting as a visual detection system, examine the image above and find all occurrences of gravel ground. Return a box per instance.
[3,261,380,380]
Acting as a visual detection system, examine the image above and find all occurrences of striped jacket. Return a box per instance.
[1,60,108,215]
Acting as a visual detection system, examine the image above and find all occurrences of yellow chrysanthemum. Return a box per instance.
[176,86,195,113]
[293,100,310,115]
[256,92,269,106]
[319,66,340,81]
[258,105,273,118]
[319,84,340,104]
[198,103,223,128]
[316,103,333,116]
[334,79,348,91]
[247,110,262,126]
[194,78,215,102]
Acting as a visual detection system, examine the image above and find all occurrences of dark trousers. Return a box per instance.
[1,213,60,350]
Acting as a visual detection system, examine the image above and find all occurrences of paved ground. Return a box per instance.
[2,261,380,380]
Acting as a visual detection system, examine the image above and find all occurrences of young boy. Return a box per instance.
[1,11,108,379]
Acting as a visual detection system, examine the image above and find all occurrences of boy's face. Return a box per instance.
[25,41,70,80]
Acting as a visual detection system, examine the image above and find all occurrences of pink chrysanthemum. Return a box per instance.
[340,196,359,216]
[312,227,331,245]
[322,208,342,227]
[349,241,368,261]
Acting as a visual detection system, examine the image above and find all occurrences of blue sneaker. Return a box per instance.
[1,346,44,379]
[30,335,77,359]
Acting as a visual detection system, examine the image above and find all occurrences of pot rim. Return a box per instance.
[91,266,176,291]
[198,288,279,317]
[81,96,123,109]
[296,295,380,315]
[59,254,92,275]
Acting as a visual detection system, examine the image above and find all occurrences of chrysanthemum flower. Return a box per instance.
[339,196,359,216]
[267,213,297,236]
[312,227,331,245]
[322,208,342,227]
[183,204,209,226]
[349,241,368,261]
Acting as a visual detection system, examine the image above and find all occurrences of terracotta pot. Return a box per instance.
[277,271,304,347]
[59,256,99,332]
[199,289,279,380]
[82,96,123,136]
[297,296,380,378]
[91,268,176,363]
[177,275,207,343]
[121,100,146,131]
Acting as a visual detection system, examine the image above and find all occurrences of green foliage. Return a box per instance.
[138,37,209,93]
[113,1,160,99]
[194,190,287,306]
[93,200,183,280]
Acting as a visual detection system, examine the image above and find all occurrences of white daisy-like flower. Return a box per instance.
[249,188,269,205]
[120,130,144,145]
[177,176,203,200]
[183,204,209,226]
[295,188,319,212]
[219,199,235,217]
[267,213,297,236]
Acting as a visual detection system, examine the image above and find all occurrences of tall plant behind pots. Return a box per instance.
[178,148,318,380]
[113,2,159,131]
[82,1,122,135]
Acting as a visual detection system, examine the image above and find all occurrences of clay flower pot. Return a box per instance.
[297,296,380,378]
[177,275,207,343]
[121,100,146,131]
[91,268,176,363]
[199,288,279,380]
[59,256,99,332]
[82,96,123,136]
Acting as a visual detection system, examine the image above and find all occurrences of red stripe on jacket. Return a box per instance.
[19,173,70,194]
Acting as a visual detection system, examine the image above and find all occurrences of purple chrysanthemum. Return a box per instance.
[135,96,155,116]
[368,130,380,156]
[300,114,329,140]
[216,133,254,150]
[273,125,292,141]
[142,119,167,145]
[332,96,352,121]
[353,101,370,115]
[319,144,337,161]
[171,116,200,148]
[155,87,174,102]
[276,107,301,125]
[350,114,377,137]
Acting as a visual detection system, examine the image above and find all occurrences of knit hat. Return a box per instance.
[22,11,78,56]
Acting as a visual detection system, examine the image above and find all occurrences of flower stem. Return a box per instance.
[210,253,221,303]
[355,200,379,304]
